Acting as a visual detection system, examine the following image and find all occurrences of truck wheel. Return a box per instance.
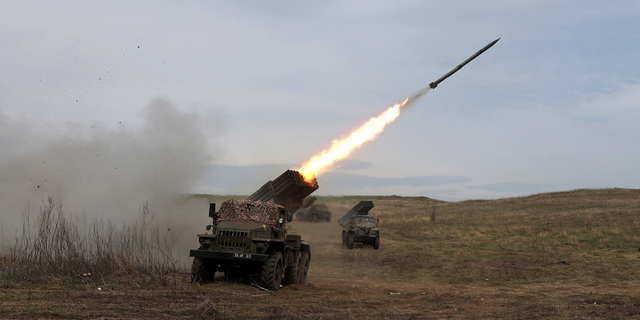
[373,236,380,250]
[284,251,301,284]
[261,251,284,290]
[346,234,354,249]
[297,251,310,284]
[191,258,213,284]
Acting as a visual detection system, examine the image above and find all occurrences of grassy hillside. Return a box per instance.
[307,188,640,286]
[2,188,639,319]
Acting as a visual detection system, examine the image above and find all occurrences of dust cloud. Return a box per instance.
[0,98,220,266]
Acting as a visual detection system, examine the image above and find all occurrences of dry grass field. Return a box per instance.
[2,188,640,319]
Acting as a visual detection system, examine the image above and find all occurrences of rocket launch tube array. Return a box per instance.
[247,170,319,214]
[338,201,375,229]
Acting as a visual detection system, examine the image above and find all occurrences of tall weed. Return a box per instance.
[4,197,178,283]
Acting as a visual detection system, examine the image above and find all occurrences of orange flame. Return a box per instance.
[298,98,409,182]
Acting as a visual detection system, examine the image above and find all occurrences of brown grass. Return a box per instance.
[337,188,640,285]
[4,197,179,283]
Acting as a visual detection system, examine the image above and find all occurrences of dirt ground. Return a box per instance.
[2,275,639,319]
[2,223,639,319]
[2,193,640,319]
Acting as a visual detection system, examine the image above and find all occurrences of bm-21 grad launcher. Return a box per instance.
[190,170,318,290]
[295,196,332,222]
[339,201,380,250]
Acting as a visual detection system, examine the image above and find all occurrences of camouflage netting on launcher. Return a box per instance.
[349,216,378,229]
[218,200,282,231]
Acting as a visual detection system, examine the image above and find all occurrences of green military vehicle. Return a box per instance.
[190,170,318,290]
[295,196,332,222]
[338,201,380,250]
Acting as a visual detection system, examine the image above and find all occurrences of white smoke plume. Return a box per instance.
[0,98,221,264]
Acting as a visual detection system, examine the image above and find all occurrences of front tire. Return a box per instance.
[373,236,380,250]
[261,251,284,290]
[346,233,354,249]
[191,258,214,284]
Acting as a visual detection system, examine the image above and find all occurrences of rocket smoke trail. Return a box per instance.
[298,38,500,180]
[405,86,432,107]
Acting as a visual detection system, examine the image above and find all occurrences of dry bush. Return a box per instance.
[4,196,178,283]
[194,297,227,320]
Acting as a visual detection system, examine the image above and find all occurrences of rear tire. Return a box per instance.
[261,251,284,290]
[284,251,301,284]
[297,251,310,284]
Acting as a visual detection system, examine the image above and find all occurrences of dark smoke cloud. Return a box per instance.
[1,98,220,261]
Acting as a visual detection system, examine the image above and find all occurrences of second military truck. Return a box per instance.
[295,196,332,222]
[338,201,380,250]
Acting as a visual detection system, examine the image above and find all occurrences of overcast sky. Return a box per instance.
[2,1,640,203]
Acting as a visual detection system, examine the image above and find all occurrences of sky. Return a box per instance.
[2,0,640,207]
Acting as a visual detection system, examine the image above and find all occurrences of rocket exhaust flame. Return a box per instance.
[298,38,499,182]
[296,84,433,183]
[298,98,409,181]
